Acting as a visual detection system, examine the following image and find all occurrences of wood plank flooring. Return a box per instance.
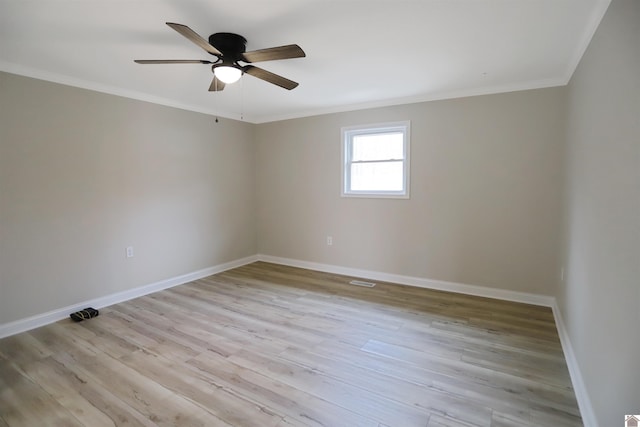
[0,262,583,426]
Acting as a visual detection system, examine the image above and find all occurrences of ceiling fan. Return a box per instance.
[135,22,305,91]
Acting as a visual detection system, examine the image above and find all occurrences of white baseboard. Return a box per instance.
[551,301,598,427]
[0,255,259,339]
[257,254,555,307]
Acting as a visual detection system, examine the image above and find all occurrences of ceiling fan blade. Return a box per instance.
[243,65,299,90]
[241,44,305,63]
[134,59,213,64]
[166,22,222,56]
[208,76,226,92]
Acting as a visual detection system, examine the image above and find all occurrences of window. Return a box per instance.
[342,121,410,198]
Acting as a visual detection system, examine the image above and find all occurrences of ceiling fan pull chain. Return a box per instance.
[241,76,244,121]
[215,78,220,123]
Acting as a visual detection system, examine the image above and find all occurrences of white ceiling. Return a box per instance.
[0,0,610,123]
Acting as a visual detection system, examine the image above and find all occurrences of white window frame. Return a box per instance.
[341,121,410,199]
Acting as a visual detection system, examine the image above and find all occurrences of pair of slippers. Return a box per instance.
[70,307,99,322]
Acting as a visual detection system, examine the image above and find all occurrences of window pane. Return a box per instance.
[352,132,404,161]
[350,161,403,191]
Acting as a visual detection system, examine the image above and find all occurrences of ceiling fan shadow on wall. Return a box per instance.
[135,22,305,91]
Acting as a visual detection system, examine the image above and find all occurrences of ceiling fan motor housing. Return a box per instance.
[209,32,247,62]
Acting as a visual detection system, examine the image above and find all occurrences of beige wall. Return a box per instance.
[560,0,640,425]
[255,88,566,295]
[0,72,256,324]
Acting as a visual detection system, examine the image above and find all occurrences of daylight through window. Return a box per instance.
[342,121,410,198]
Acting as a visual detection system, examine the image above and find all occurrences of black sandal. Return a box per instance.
[70,307,99,322]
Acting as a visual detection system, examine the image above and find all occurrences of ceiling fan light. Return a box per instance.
[214,66,242,84]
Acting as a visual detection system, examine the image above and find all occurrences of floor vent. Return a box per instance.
[349,280,376,288]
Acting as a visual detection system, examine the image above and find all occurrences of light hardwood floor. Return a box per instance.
[0,262,582,427]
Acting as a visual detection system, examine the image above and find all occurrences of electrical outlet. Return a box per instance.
[326,236,333,246]
[560,267,565,281]
[126,246,134,258]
